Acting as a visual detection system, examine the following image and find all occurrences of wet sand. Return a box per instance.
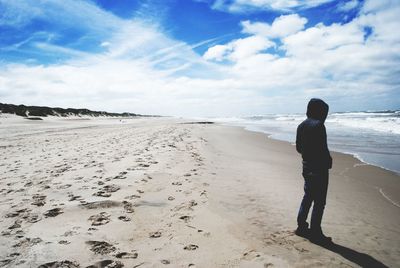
[0,116,398,267]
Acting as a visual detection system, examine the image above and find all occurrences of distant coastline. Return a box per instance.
[0,102,156,118]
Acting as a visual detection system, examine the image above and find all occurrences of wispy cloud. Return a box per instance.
[0,0,230,115]
[337,0,360,12]
[208,0,336,13]
[0,0,122,32]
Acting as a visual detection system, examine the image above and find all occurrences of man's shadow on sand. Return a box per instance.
[309,239,389,268]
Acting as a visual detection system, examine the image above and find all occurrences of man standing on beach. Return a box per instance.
[295,98,332,243]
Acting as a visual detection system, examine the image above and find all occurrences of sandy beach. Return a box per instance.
[0,116,399,268]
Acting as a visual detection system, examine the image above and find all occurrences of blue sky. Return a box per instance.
[0,0,399,116]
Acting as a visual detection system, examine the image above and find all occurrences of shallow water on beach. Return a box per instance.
[211,111,400,174]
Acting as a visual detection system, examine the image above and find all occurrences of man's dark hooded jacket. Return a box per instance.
[296,99,332,171]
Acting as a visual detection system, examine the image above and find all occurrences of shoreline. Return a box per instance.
[234,125,400,210]
[228,123,400,176]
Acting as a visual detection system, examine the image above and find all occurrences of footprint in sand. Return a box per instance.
[80,200,120,210]
[44,208,63,217]
[57,184,72,190]
[88,212,111,226]
[42,185,51,190]
[264,230,308,253]
[8,220,22,230]
[160,260,170,265]
[173,202,190,212]
[200,190,207,197]
[63,230,78,237]
[86,241,116,255]
[103,185,121,192]
[149,231,162,238]
[183,244,198,251]
[22,213,42,223]
[122,201,134,213]
[118,216,131,222]
[124,194,141,200]
[138,163,150,168]
[37,260,80,268]
[68,194,83,201]
[86,260,124,268]
[31,194,46,206]
[183,190,192,195]
[93,184,121,197]
[5,208,30,218]
[13,237,42,248]
[179,215,192,223]
[115,251,138,259]
[0,257,14,266]
[242,250,261,260]
[113,172,127,180]
[92,191,111,197]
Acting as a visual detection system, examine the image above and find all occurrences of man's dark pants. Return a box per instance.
[297,168,329,232]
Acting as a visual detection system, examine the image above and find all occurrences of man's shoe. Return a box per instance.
[295,227,309,237]
[310,230,332,244]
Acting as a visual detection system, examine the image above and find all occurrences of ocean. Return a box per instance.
[211,110,400,175]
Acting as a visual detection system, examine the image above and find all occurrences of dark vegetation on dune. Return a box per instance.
[0,102,150,118]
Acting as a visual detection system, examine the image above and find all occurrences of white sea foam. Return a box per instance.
[275,115,304,121]
[218,111,400,135]
[327,112,400,135]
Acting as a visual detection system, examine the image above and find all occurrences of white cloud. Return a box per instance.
[203,45,231,61]
[210,0,336,12]
[100,42,111,47]
[282,22,364,57]
[202,0,400,113]
[229,36,275,61]
[203,36,274,62]
[204,14,306,62]
[241,14,308,38]
[337,0,359,12]
[361,0,397,13]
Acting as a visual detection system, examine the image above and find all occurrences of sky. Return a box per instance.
[0,0,399,116]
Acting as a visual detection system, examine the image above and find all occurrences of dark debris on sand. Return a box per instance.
[181,122,214,125]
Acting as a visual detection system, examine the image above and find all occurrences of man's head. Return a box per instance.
[306,98,329,122]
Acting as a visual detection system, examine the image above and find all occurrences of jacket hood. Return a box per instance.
[306,98,329,122]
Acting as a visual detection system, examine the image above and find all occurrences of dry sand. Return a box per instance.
[0,116,399,267]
